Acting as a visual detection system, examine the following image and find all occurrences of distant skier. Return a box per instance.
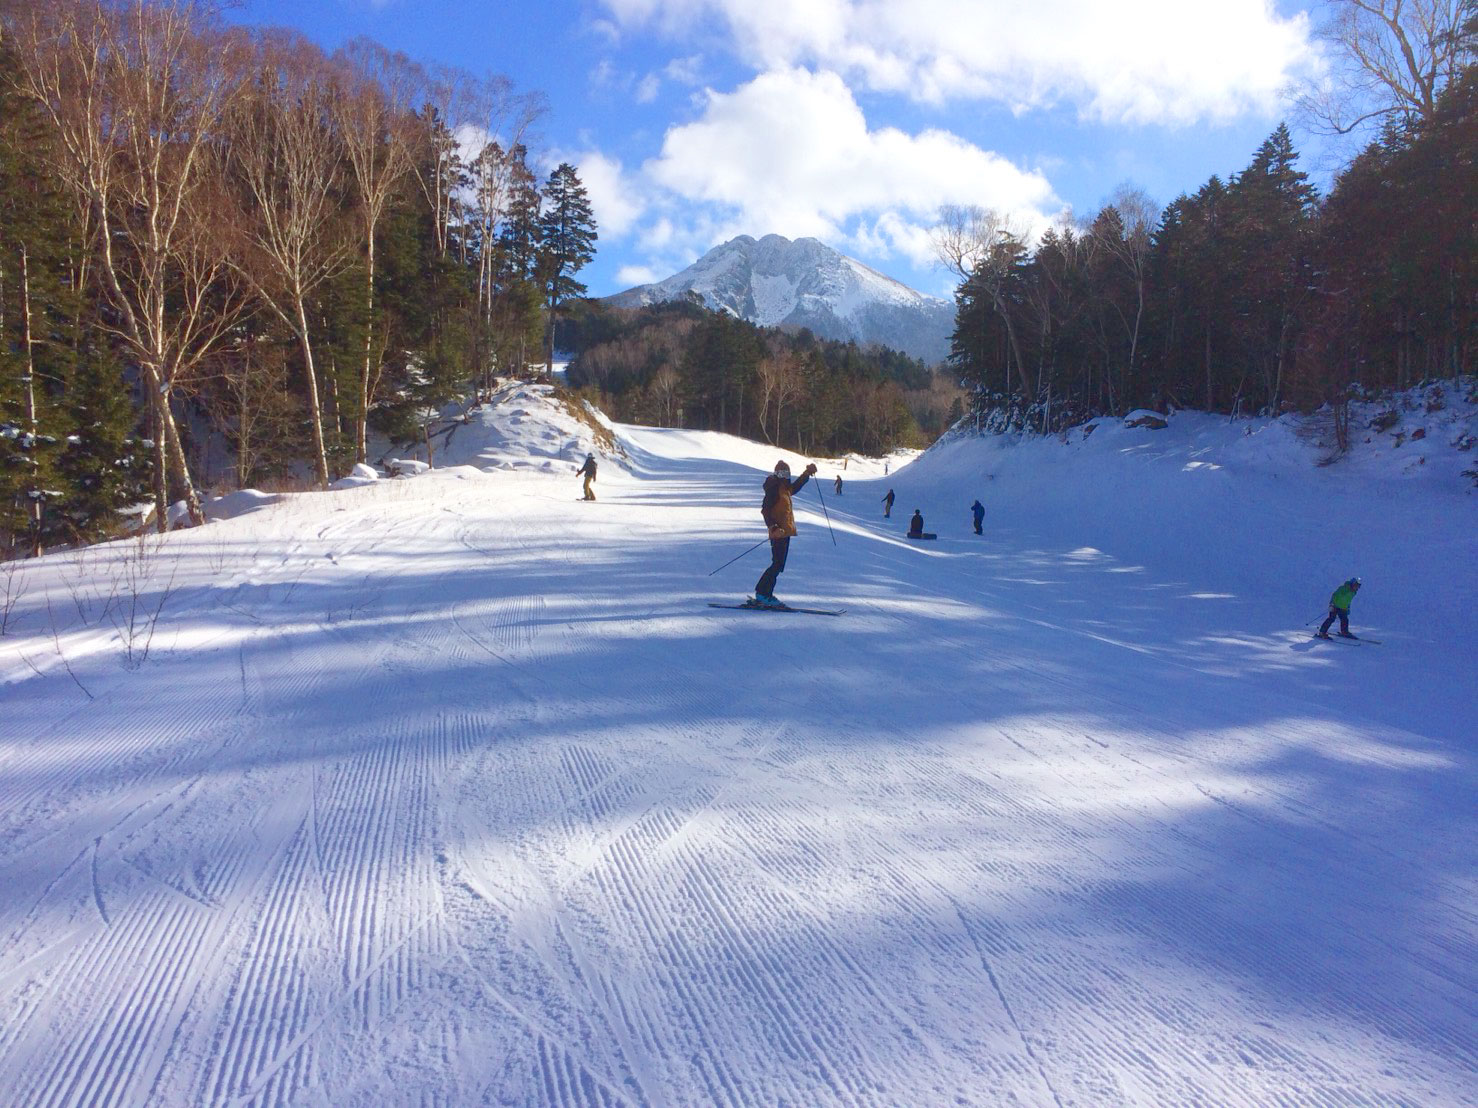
[1315,577,1362,638]
[971,499,985,535]
[577,452,597,501]
[834,475,843,495]
[753,459,817,608]
[882,489,895,517]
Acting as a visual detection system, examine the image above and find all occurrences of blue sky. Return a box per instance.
[228,0,1335,299]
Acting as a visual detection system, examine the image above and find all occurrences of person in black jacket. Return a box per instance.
[907,509,937,540]
[881,488,894,517]
[753,459,817,607]
[971,499,984,534]
[576,452,597,500]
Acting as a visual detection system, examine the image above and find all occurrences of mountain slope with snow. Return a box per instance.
[607,233,956,363]
[0,380,1473,1106]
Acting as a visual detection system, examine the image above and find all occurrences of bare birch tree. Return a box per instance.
[8,0,249,528]
[1101,185,1159,389]
[410,64,478,261]
[933,204,1034,401]
[228,31,352,489]
[649,365,680,427]
[332,37,418,463]
[1297,0,1470,137]
[755,352,801,446]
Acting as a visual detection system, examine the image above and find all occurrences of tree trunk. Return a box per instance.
[358,236,375,464]
[1204,325,1214,411]
[160,393,203,525]
[238,370,251,488]
[294,294,331,489]
[19,246,42,556]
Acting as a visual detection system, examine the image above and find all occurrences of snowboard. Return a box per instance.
[907,533,938,541]
[709,601,844,617]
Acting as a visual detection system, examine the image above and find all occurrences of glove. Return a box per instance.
[804,463,818,476]
[768,524,786,540]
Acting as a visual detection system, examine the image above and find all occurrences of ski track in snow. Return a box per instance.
[0,395,1474,1107]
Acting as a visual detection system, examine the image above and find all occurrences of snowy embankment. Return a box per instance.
[0,380,1473,1106]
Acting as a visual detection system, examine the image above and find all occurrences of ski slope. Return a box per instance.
[1,382,1474,1106]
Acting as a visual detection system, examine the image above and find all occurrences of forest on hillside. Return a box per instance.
[942,1,1476,437]
[0,0,596,555]
[564,299,965,455]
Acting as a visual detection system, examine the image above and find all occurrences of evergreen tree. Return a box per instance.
[488,145,546,379]
[536,163,598,373]
[1,48,140,555]
[1223,124,1318,412]
[498,146,543,282]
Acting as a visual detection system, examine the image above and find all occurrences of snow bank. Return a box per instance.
[330,463,381,490]
[204,489,279,520]
[873,382,1477,649]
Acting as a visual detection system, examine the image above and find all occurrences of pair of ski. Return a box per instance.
[1311,633,1381,645]
[709,600,844,617]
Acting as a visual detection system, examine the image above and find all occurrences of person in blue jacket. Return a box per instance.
[971,499,985,535]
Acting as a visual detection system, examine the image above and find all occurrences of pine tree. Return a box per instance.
[536,163,598,374]
[498,146,543,282]
[1,49,140,555]
[1224,124,1318,412]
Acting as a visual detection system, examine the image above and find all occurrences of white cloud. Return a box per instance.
[616,263,663,285]
[596,0,1317,124]
[663,55,705,85]
[563,151,647,238]
[635,73,662,103]
[644,68,1059,249]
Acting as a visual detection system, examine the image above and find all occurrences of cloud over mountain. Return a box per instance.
[596,0,1317,124]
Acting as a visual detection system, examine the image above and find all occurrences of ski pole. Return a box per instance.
[1303,611,1327,627]
[814,482,837,546]
[707,538,768,577]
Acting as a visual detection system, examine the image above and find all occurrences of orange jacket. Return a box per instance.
[761,473,810,538]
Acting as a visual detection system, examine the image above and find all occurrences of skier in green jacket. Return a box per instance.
[1316,577,1361,638]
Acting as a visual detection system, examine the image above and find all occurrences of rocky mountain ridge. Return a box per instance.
[606,234,954,364]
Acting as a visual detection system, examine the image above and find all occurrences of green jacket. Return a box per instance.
[1329,583,1357,611]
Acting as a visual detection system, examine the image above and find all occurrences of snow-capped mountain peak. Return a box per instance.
[606,234,954,364]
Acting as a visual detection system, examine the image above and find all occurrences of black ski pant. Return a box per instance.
[1319,607,1350,635]
[973,519,983,534]
[755,536,790,598]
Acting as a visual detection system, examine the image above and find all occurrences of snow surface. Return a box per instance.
[1,382,1474,1106]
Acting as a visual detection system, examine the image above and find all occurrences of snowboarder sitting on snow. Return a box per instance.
[753,459,817,608]
[971,499,984,535]
[577,452,597,501]
[882,488,895,517]
[1316,577,1362,638]
[907,509,938,541]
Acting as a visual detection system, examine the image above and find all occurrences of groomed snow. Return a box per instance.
[0,381,1474,1106]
